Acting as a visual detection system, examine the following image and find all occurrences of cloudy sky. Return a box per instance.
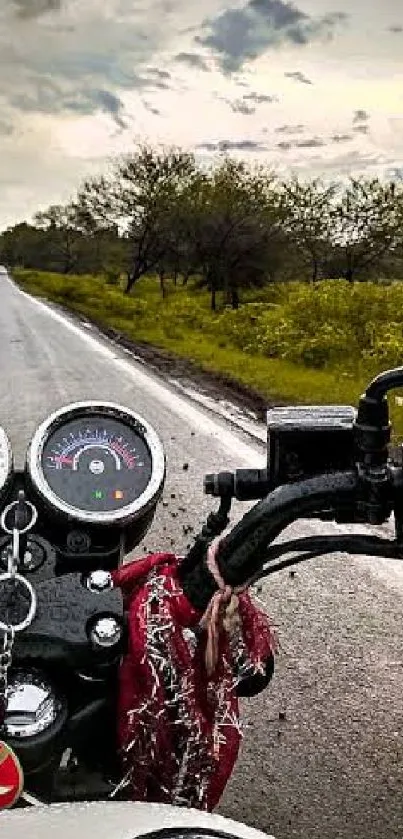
[0,0,402,228]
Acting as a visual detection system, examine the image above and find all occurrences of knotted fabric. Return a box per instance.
[111,550,277,811]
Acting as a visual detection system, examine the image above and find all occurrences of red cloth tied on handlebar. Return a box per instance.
[112,552,276,811]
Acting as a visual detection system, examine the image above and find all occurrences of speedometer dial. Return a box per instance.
[26,402,165,525]
[43,417,152,513]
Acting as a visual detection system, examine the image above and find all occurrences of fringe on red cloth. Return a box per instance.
[111,553,277,811]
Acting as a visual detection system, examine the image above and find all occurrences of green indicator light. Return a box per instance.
[93,490,103,500]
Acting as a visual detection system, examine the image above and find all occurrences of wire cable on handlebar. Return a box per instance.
[179,495,232,578]
[181,471,358,611]
[250,532,401,581]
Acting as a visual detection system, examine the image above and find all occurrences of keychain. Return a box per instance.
[0,492,38,810]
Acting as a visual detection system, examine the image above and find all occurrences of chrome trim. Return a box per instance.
[26,401,166,526]
[4,668,65,739]
[21,790,46,806]
[77,671,106,683]
[1,499,38,535]
[90,616,122,648]
[86,570,113,592]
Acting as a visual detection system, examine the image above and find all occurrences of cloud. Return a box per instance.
[295,137,325,148]
[301,149,384,177]
[0,1,172,130]
[284,70,313,84]
[146,67,171,80]
[0,0,402,227]
[10,82,128,129]
[0,121,106,229]
[230,100,256,114]
[331,133,352,142]
[278,132,355,150]
[275,123,304,133]
[143,101,161,115]
[248,0,304,22]
[227,89,278,114]
[196,0,348,73]
[243,92,278,103]
[197,139,267,152]
[147,79,171,89]
[10,0,62,18]
[175,52,210,71]
[277,135,325,149]
[353,109,369,123]
[91,90,127,129]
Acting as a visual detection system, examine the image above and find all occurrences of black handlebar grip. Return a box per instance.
[204,469,271,500]
[181,471,358,611]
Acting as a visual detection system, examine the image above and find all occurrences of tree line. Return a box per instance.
[2,144,403,309]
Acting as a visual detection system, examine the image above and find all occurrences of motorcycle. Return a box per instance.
[1,364,403,837]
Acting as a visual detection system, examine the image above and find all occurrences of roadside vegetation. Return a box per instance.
[12,269,403,438]
[3,143,403,435]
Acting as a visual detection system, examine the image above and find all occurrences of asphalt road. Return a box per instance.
[1,275,403,838]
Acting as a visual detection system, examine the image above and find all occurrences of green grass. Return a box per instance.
[11,268,403,440]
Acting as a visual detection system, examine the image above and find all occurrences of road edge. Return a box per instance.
[11,276,268,448]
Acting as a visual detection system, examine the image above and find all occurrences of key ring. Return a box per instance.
[0,572,37,633]
[0,500,37,535]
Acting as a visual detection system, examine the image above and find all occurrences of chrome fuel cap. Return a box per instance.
[4,669,65,739]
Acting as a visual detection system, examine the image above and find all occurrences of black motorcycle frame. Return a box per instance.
[2,365,403,805]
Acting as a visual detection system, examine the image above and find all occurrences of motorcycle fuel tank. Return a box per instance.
[1,801,276,839]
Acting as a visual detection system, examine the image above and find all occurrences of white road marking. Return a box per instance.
[11,277,403,588]
[14,280,264,465]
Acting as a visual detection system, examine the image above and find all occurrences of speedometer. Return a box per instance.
[26,402,165,525]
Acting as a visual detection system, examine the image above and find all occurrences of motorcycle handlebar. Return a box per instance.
[180,471,358,612]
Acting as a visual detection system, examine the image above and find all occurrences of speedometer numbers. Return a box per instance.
[45,427,145,506]
[42,417,152,514]
[26,402,165,526]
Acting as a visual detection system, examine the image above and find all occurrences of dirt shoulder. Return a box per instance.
[47,299,285,422]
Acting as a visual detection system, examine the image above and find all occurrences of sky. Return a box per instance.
[0,0,402,229]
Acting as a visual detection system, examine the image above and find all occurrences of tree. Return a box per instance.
[76,144,197,293]
[278,177,337,282]
[0,223,48,269]
[34,203,82,274]
[182,157,283,310]
[328,177,403,283]
[4,144,403,300]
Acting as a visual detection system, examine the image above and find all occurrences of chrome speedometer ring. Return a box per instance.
[26,401,166,526]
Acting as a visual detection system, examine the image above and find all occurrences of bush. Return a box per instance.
[13,267,403,385]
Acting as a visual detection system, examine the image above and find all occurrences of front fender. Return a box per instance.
[1,801,276,839]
